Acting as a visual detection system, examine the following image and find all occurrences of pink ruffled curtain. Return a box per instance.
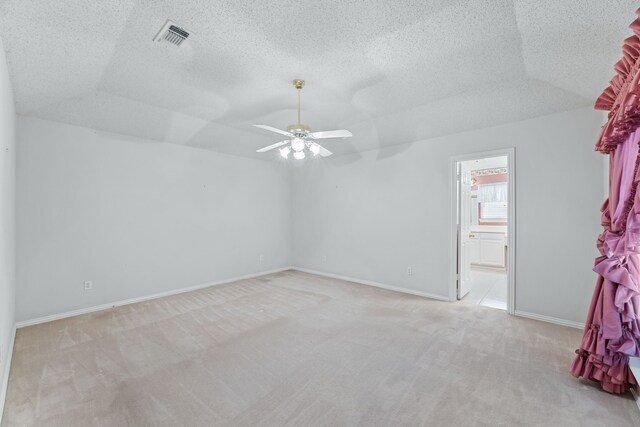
[571,9,640,394]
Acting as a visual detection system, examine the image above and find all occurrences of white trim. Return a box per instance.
[294,268,585,329]
[0,325,16,424]
[513,310,584,329]
[291,267,450,302]
[449,148,516,314]
[15,267,293,328]
[629,357,640,413]
[448,159,458,302]
[630,386,640,413]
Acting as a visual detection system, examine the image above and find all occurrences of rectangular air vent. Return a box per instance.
[153,19,189,46]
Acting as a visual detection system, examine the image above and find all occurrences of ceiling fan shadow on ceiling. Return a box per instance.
[253,80,352,160]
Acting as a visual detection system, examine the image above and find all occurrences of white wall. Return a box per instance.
[16,117,291,321]
[0,35,16,416]
[292,107,604,325]
[14,107,606,326]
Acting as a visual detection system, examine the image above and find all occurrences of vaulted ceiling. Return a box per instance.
[0,1,635,158]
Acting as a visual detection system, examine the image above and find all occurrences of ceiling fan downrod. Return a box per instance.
[294,79,304,125]
[288,79,310,136]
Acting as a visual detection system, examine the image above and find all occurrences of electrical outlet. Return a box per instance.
[0,343,3,363]
[259,254,264,264]
[407,267,413,277]
[322,255,327,262]
[83,281,93,290]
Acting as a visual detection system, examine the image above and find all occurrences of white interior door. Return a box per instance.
[458,166,472,299]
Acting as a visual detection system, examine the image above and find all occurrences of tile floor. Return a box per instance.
[461,267,508,310]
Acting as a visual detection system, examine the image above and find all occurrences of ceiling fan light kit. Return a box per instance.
[291,137,305,152]
[254,80,353,160]
[279,146,291,159]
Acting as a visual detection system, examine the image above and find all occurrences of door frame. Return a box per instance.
[448,148,516,314]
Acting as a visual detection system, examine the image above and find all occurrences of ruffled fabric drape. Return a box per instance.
[572,8,640,393]
[594,9,640,154]
[571,130,640,393]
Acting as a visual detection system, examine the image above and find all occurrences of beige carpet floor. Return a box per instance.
[2,270,639,426]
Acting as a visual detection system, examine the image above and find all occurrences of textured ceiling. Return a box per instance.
[0,0,635,159]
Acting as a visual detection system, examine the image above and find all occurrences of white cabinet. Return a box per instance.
[469,231,506,268]
[480,239,504,266]
[469,239,481,264]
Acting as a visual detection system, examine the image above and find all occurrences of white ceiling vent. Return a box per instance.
[153,20,189,46]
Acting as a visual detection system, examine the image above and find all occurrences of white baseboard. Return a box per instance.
[629,357,640,412]
[16,267,293,328]
[0,324,16,424]
[291,267,450,302]
[630,386,640,413]
[630,383,640,413]
[15,267,586,332]
[291,268,586,329]
[513,310,584,329]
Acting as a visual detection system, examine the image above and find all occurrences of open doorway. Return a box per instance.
[450,149,515,313]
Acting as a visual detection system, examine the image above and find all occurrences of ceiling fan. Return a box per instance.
[253,80,352,159]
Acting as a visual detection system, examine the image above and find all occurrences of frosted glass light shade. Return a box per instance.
[291,137,305,152]
[279,146,290,158]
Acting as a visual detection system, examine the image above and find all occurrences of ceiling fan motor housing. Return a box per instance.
[287,124,311,137]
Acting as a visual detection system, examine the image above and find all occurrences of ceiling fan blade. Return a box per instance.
[256,140,289,153]
[253,124,294,137]
[309,129,352,139]
[316,144,333,157]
